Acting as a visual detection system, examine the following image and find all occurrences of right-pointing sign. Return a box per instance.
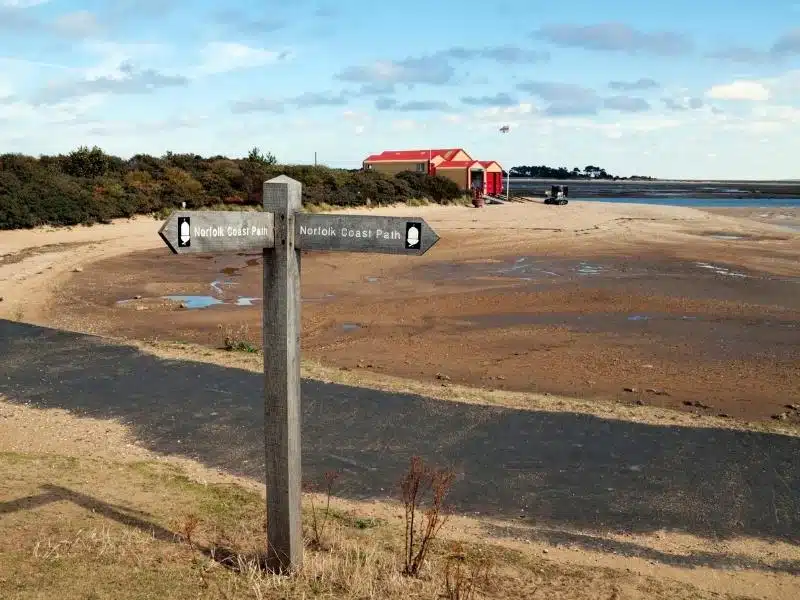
[295,214,440,255]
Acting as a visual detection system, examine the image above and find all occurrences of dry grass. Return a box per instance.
[218,323,259,353]
[0,452,744,600]
[302,202,336,213]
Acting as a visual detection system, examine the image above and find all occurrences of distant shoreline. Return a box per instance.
[507,178,800,201]
[508,177,800,185]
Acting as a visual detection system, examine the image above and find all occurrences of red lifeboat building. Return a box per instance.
[362,148,504,195]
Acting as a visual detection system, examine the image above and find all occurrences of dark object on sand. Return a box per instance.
[544,185,568,205]
[472,186,485,208]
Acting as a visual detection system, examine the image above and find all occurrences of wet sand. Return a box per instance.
[25,201,797,425]
[702,207,800,232]
[510,178,800,199]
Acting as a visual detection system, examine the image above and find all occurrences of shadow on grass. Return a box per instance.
[1,319,798,559]
[0,483,267,572]
[484,523,800,576]
[0,484,176,542]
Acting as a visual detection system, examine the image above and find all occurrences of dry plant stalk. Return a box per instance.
[399,455,455,576]
[177,512,201,547]
[441,542,493,600]
[304,470,341,549]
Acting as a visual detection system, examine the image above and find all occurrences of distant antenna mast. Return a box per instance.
[499,125,510,200]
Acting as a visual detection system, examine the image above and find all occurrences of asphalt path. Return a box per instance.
[1,319,798,559]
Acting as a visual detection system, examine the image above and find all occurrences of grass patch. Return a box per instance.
[219,324,260,353]
[449,195,474,206]
[0,451,748,599]
[303,202,336,213]
[0,451,78,467]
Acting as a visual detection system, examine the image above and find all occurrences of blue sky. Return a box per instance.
[1,0,799,179]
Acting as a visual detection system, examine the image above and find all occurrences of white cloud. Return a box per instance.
[706,80,770,101]
[719,103,800,134]
[83,115,209,136]
[84,41,167,60]
[53,10,101,38]
[761,69,800,104]
[0,0,50,6]
[342,109,370,122]
[474,102,536,125]
[0,56,77,72]
[342,109,370,135]
[0,94,103,126]
[390,119,420,131]
[754,104,800,122]
[80,41,170,80]
[193,42,285,76]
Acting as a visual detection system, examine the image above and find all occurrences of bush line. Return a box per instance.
[0,146,466,230]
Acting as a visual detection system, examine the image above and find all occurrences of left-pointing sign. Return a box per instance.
[158,211,275,254]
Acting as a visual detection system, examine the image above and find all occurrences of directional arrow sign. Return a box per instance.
[156,176,444,574]
[295,213,439,254]
[158,211,275,254]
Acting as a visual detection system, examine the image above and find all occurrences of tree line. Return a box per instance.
[0,146,464,230]
[508,164,654,180]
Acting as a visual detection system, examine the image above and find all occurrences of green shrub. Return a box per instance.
[0,148,467,230]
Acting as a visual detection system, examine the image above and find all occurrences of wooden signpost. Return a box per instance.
[158,175,440,573]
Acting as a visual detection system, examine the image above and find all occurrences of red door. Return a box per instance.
[485,173,496,195]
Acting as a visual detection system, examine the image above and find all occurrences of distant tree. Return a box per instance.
[508,163,628,179]
[160,167,204,208]
[247,146,277,166]
[63,146,110,179]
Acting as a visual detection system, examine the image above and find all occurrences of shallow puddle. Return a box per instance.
[696,231,749,241]
[235,297,259,306]
[163,295,223,309]
[694,262,749,278]
[460,312,796,333]
[575,262,605,275]
[421,257,648,282]
[419,256,800,288]
[117,294,261,309]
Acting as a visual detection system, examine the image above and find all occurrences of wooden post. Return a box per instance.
[262,175,303,572]
[157,185,440,575]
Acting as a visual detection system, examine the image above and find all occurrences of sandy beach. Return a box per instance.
[2,199,798,423]
[2,198,800,600]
